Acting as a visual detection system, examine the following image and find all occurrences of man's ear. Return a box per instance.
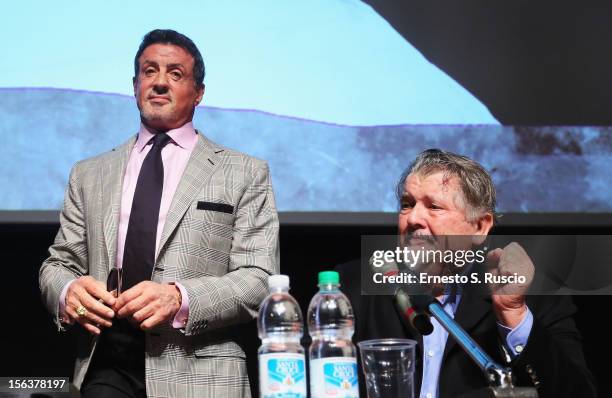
[195,84,205,106]
[133,77,137,97]
[472,212,494,245]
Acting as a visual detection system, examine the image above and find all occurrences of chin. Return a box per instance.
[141,112,174,130]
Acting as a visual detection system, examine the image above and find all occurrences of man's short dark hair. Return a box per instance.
[134,29,205,89]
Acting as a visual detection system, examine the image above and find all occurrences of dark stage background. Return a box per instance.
[1,221,609,396]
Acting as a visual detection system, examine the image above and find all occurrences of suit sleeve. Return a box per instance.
[39,163,89,331]
[180,162,279,336]
[510,295,597,397]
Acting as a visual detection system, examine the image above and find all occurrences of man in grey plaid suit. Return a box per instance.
[39,29,279,398]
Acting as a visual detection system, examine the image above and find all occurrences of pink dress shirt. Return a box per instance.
[60,122,197,328]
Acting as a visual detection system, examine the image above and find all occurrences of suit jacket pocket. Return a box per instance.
[197,201,234,214]
[192,200,235,227]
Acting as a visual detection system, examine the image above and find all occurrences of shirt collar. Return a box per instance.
[135,122,198,152]
[437,262,474,310]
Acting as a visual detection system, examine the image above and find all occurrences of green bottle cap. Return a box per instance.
[318,271,339,285]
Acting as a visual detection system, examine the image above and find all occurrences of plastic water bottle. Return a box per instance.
[308,271,359,398]
[258,274,307,398]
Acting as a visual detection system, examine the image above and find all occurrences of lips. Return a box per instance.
[148,95,171,103]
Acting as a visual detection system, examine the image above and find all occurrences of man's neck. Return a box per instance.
[141,119,193,134]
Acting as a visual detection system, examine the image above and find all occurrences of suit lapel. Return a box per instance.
[102,136,136,271]
[157,133,220,261]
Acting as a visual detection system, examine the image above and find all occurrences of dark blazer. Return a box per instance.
[336,259,597,398]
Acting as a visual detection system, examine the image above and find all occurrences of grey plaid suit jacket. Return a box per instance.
[39,132,279,397]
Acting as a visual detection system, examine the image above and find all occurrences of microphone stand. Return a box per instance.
[416,296,538,398]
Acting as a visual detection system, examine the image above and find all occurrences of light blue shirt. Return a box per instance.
[419,294,533,398]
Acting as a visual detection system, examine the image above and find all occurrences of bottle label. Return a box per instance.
[259,353,307,398]
[310,357,359,398]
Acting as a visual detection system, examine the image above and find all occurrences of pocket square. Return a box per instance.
[197,201,234,214]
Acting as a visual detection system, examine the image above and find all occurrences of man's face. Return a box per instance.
[133,43,204,132]
[398,171,492,252]
[397,171,492,291]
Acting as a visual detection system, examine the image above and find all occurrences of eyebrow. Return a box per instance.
[140,61,186,71]
[401,193,416,203]
[141,60,158,68]
[166,63,186,70]
[402,192,443,204]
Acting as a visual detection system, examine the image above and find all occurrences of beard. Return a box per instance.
[141,109,172,128]
[138,100,179,132]
[398,232,463,296]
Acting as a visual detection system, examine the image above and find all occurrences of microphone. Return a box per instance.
[369,255,434,335]
[394,288,434,335]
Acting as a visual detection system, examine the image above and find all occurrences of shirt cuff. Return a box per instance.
[171,282,189,329]
[497,307,533,357]
[58,279,77,324]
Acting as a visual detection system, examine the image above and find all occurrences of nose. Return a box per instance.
[404,203,427,233]
[152,72,169,94]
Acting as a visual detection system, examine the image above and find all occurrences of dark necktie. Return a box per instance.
[121,133,172,290]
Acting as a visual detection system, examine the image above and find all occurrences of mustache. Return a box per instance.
[401,233,437,245]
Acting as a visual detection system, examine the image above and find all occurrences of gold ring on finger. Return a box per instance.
[76,305,88,317]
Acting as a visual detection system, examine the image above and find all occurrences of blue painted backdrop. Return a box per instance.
[2,88,610,212]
